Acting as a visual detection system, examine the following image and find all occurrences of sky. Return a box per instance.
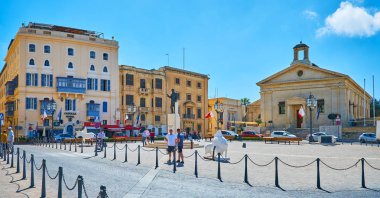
[0,0,379,102]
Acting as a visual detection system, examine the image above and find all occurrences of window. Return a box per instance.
[26,97,37,110]
[103,53,108,60]
[89,64,95,71]
[29,59,35,66]
[186,94,191,101]
[155,78,162,89]
[29,44,36,52]
[26,73,38,86]
[68,62,73,69]
[197,95,201,102]
[175,78,180,85]
[65,99,76,111]
[43,119,50,126]
[197,124,202,132]
[102,120,107,125]
[126,74,134,85]
[155,97,162,107]
[44,60,50,67]
[68,48,74,56]
[197,108,202,119]
[90,51,96,59]
[141,114,146,121]
[197,82,202,89]
[186,80,191,87]
[103,66,108,73]
[44,45,50,53]
[279,101,285,114]
[41,74,53,87]
[100,79,111,91]
[317,99,325,113]
[102,101,108,112]
[126,95,134,105]
[140,98,146,107]
[155,115,160,122]
[140,79,146,88]
[87,78,98,90]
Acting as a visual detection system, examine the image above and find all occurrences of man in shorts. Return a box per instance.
[165,129,177,163]
[176,129,185,164]
[1,130,7,157]
[7,127,14,153]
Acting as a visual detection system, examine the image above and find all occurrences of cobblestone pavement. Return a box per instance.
[0,140,379,197]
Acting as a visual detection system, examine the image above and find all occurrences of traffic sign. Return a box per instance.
[0,113,4,120]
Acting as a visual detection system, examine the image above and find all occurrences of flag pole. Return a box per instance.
[373,75,375,126]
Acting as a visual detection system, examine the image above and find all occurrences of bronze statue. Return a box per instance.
[167,89,178,114]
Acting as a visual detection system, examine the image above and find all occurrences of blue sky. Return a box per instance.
[0,0,379,102]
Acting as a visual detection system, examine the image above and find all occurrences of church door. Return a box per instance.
[296,110,302,128]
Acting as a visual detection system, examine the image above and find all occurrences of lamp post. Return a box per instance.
[128,103,137,136]
[47,99,57,140]
[307,94,317,142]
[214,99,223,130]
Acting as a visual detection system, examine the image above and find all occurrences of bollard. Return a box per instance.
[155,147,159,169]
[95,140,98,157]
[75,139,77,152]
[173,150,176,173]
[22,150,26,180]
[217,153,221,181]
[99,185,107,198]
[191,140,193,149]
[275,157,279,188]
[242,143,246,148]
[56,141,58,149]
[104,146,107,158]
[70,140,72,151]
[41,159,46,198]
[30,154,34,188]
[58,167,63,198]
[212,146,216,161]
[124,144,128,162]
[3,146,6,161]
[113,142,116,160]
[316,158,321,189]
[10,146,14,168]
[194,150,198,178]
[60,141,62,150]
[137,145,141,165]
[361,158,366,188]
[16,148,20,173]
[64,141,66,150]
[7,148,10,164]
[244,154,248,184]
[81,141,84,153]
[78,175,83,198]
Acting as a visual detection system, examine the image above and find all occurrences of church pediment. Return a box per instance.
[257,64,347,86]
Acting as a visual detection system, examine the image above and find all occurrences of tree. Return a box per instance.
[370,98,380,117]
[240,98,251,122]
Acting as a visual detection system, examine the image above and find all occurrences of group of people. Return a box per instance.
[1,127,15,156]
[165,128,185,164]
[141,129,156,146]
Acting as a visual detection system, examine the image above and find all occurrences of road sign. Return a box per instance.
[0,113,3,120]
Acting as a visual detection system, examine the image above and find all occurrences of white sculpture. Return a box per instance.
[205,130,228,157]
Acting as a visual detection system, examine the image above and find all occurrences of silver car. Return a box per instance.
[271,131,296,138]
[306,132,338,142]
[359,133,377,143]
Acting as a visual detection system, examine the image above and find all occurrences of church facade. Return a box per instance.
[256,42,371,129]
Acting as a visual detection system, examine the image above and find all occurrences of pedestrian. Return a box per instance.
[144,129,150,145]
[176,129,185,164]
[197,131,201,142]
[7,127,14,153]
[149,130,155,144]
[165,129,177,163]
[1,130,8,156]
[142,129,149,146]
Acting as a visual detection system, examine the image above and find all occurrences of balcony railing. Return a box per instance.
[139,107,149,112]
[87,110,100,117]
[183,114,195,119]
[56,77,86,94]
[87,103,100,117]
[139,88,149,95]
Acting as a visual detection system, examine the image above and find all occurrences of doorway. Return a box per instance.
[67,125,74,136]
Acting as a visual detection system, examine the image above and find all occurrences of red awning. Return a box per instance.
[124,125,141,130]
[84,122,102,128]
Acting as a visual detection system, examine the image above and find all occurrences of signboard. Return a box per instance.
[0,113,4,120]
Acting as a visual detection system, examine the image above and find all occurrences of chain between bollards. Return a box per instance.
[137,145,141,165]
[317,158,321,189]
[244,154,248,184]
[124,144,128,162]
[22,150,26,180]
[30,154,34,188]
[361,158,366,188]
[41,159,46,198]
[275,157,279,188]
[155,147,158,169]
[16,148,20,173]
[217,153,221,181]
[194,150,198,178]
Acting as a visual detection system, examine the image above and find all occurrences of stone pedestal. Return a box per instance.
[167,102,180,132]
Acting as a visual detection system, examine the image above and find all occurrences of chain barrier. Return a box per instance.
[364,159,380,171]
[34,161,44,171]
[82,180,89,198]
[19,153,24,159]
[158,149,168,155]
[196,151,209,161]
[26,157,32,164]
[115,144,126,150]
[320,159,360,171]
[229,156,245,165]
[45,166,59,180]
[141,147,156,152]
[278,158,316,168]
[184,151,196,158]
[62,175,78,191]
[107,144,115,149]
[247,156,275,167]
[127,145,138,152]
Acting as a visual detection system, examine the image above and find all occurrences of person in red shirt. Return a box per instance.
[149,130,155,143]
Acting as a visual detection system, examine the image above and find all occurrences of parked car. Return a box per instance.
[54,133,74,142]
[221,130,240,139]
[306,132,338,142]
[76,131,96,141]
[271,131,296,138]
[359,133,377,143]
[241,130,263,138]
[113,132,129,140]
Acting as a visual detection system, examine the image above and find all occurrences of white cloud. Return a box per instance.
[303,10,318,20]
[317,1,380,37]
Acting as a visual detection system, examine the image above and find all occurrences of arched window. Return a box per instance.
[90,65,95,71]
[29,59,35,65]
[68,62,73,69]
[90,51,96,59]
[68,48,74,56]
[44,45,50,53]
[103,53,108,60]
[103,66,108,73]
[44,60,50,66]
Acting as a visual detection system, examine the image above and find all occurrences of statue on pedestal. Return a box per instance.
[167,89,178,114]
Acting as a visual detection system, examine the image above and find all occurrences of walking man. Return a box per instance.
[149,130,155,144]
[7,127,14,153]
[165,129,177,163]
[176,129,185,164]
[1,130,7,157]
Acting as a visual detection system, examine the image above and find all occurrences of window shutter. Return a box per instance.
[107,80,110,91]
[100,80,104,91]
[103,102,107,112]
[26,98,30,109]
[73,99,76,111]
[33,98,37,109]
[87,78,91,89]
[65,99,69,111]
[34,73,38,86]
[41,74,46,86]
[49,74,53,87]
[95,79,98,90]
[26,73,31,86]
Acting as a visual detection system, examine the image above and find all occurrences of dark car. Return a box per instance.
[241,130,263,138]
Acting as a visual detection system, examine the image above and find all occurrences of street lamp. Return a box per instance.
[128,103,137,136]
[214,99,223,130]
[307,94,317,142]
[47,99,57,140]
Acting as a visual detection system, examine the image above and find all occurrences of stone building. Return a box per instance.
[246,99,261,123]
[256,42,371,129]
[0,22,119,137]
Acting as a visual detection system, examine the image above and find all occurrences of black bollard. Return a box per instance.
[173,150,176,173]
[212,146,216,161]
[69,140,72,151]
[78,175,83,198]
[317,158,321,189]
[361,158,366,188]
[22,150,26,180]
[217,153,221,181]
[194,150,198,178]
[113,142,116,160]
[16,148,20,173]
[244,154,249,184]
[99,185,107,198]
[60,141,62,150]
[41,159,46,198]
[275,157,279,188]
[7,148,9,164]
[10,146,14,168]
[30,154,34,188]
[64,141,66,150]
[124,144,128,162]
[137,145,141,165]
[104,146,107,158]
[56,141,58,149]
[75,139,77,152]
[58,167,63,198]
[95,140,98,157]
[81,141,84,153]
[3,146,6,161]
[155,147,159,169]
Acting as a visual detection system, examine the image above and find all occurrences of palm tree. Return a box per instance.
[240,98,251,122]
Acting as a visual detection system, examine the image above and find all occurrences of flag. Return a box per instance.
[135,113,140,126]
[95,116,100,122]
[42,109,48,121]
[124,114,129,121]
[298,106,305,118]
[57,108,62,122]
[205,111,214,118]
[316,107,321,120]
